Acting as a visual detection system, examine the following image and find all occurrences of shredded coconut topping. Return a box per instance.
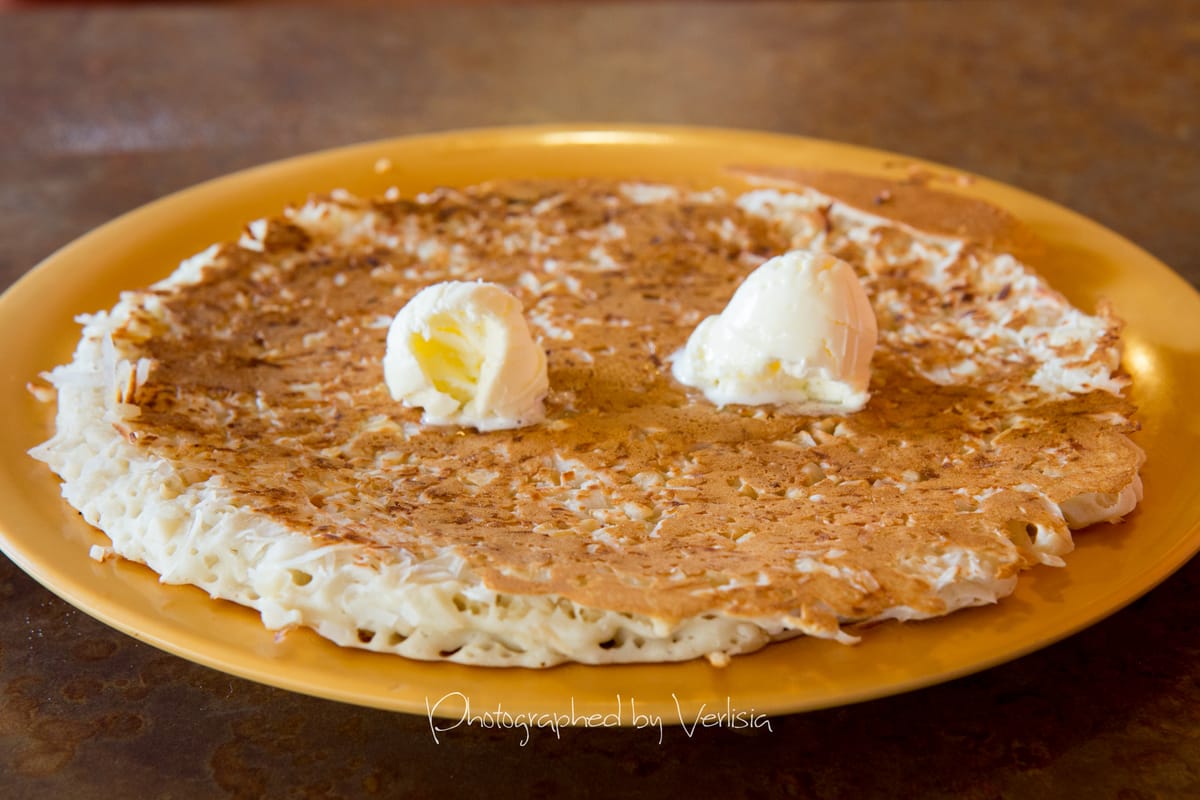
[29,177,1143,666]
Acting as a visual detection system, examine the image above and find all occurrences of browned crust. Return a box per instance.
[729,166,1046,263]
[108,178,1140,630]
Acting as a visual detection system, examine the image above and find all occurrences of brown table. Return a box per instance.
[2,2,1198,797]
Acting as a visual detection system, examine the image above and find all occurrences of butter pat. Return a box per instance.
[671,251,877,413]
[384,281,549,431]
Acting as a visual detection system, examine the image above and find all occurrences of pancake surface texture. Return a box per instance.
[30,176,1143,666]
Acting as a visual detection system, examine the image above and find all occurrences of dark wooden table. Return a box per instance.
[2,2,1198,797]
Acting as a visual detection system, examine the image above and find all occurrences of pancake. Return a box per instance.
[29,175,1143,667]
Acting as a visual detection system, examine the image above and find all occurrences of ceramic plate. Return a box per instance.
[2,126,1198,724]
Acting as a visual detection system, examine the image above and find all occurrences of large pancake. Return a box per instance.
[30,176,1143,666]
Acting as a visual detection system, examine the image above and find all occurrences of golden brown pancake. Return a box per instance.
[30,176,1142,666]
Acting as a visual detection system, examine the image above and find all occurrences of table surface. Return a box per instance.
[2,1,1198,797]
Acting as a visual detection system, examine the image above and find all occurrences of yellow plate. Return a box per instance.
[2,125,1199,726]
